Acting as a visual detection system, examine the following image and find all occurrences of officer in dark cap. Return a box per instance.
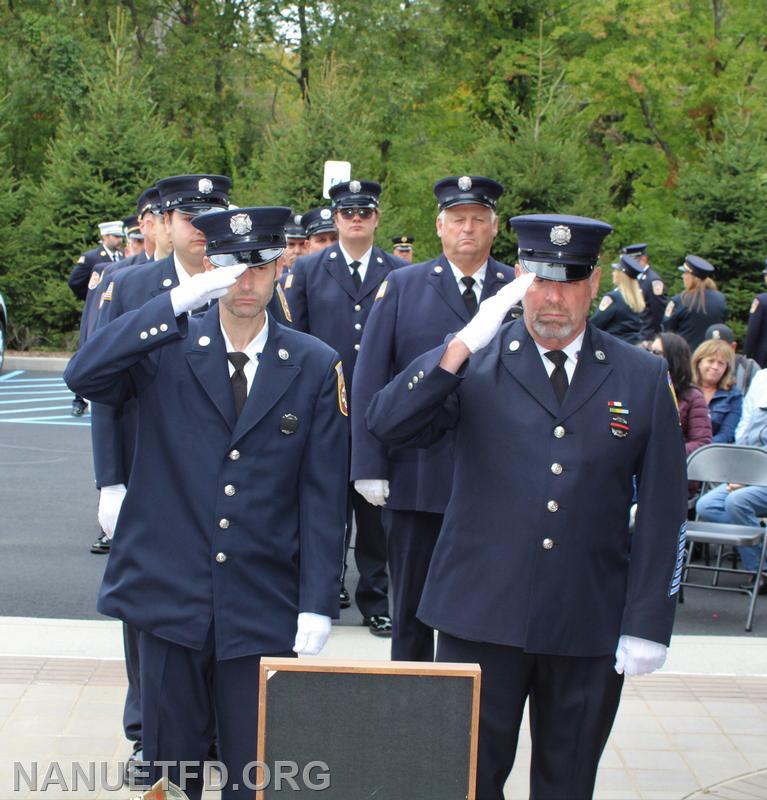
[284,179,407,635]
[366,213,687,799]
[391,235,415,263]
[65,205,347,800]
[352,175,514,661]
[88,174,231,781]
[621,243,667,342]
[662,254,728,351]
[282,213,307,270]
[590,254,645,344]
[123,215,145,259]
[743,260,767,368]
[300,207,338,254]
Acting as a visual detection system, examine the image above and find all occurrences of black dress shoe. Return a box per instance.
[739,576,767,594]
[339,586,351,609]
[90,532,111,554]
[123,748,150,789]
[363,615,392,637]
[71,400,87,417]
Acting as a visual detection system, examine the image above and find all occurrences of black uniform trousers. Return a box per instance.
[139,625,293,800]
[345,488,389,617]
[122,623,141,749]
[383,509,442,661]
[437,633,623,800]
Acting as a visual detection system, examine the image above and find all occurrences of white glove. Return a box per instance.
[169,264,249,316]
[98,484,127,539]
[614,634,668,676]
[293,612,332,656]
[354,479,390,507]
[456,272,536,353]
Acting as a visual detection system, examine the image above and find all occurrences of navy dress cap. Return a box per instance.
[136,186,161,218]
[329,180,381,209]
[156,174,231,215]
[302,207,336,237]
[679,254,714,279]
[123,215,142,239]
[392,235,414,249]
[433,175,504,210]
[621,242,647,256]
[507,214,613,282]
[617,254,642,279]
[192,206,291,268]
[284,213,306,239]
[704,323,735,344]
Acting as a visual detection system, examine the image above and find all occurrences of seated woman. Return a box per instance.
[590,254,645,344]
[691,338,743,443]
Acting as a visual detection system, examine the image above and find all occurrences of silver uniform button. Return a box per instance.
[354,323,362,330]
[139,331,148,340]
[434,266,443,274]
[412,376,419,384]
[354,343,360,351]
[509,340,520,352]
[377,256,383,263]
[160,324,168,332]
[497,272,504,279]
[219,518,230,529]
[224,484,236,496]
[408,382,414,391]
[542,538,554,550]
[554,426,565,439]
[354,304,362,311]
[149,327,158,336]
[279,348,289,360]
[216,552,227,563]
[418,371,424,379]
[551,463,563,475]
[228,449,240,461]
[595,350,606,361]
[329,252,337,259]
[547,500,559,513]
[162,278,173,287]
[198,336,210,347]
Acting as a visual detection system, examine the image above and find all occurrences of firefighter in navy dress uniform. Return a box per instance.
[64,206,348,800]
[621,242,667,343]
[743,260,767,368]
[590,253,645,344]
[366,214,687,799]
[662,254,728,351]
[352,175,515,661]
[284,179,407,635]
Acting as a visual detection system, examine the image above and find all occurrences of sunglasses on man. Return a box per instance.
[337,207,376,220]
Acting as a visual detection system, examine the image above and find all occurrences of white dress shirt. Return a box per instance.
[448,261,487,305]
[533,329,585,384]
[338,242,372,284]
[173,252,194,286]
[220,315,270,394]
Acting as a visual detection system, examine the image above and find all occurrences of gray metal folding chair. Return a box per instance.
[682,444,767,631]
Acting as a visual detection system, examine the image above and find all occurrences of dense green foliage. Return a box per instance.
[0,0,764,347]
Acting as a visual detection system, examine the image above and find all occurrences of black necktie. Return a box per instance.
[349,260,362,290]
[461,276,478,316]
[227,352,249,417]
[545,350,569,405]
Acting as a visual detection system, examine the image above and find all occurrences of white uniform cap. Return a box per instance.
[98,221,124,237]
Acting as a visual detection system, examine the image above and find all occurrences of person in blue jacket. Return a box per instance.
[590,253,645,344]
[366,214,688,799]
[351,174,514,661]
[283,179,407,635]
[64,206,348,800]
[691,337,743,442]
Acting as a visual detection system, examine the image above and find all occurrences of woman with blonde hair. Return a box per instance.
[662,254,727,350]
[590,253,645,344]
[691,338,743,442]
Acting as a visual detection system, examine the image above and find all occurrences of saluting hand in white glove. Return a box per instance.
[98,484,127,539]
[614,635,668,676]
[354,479,390,507]
[169,264,249,316]
[456,271,536,353]
[293,612,332,656]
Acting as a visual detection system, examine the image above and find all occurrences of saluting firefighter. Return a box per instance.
[621,242,667,343]
[590,253,645,344]
[743,260,767,368]
[352,175,515,661]
[284,179,408,635]
[662,254,728,351]
[64,206,348,800]
[366,214,687,799]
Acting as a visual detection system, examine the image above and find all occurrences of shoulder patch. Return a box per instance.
[335,362,348,417]
[284,273,294,289]
[598,295,613,311]
[77,255,85,264]
[751,298,760,315]
[664,300,675,318]
[652,279,665,296]
[275,283,292,323]
[87,270,102,291]
[375,280,388,301]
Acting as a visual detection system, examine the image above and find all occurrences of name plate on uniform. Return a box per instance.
[256,657,481,799]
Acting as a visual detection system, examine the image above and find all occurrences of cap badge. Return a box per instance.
[457,176,472,191]
[293,214,302,224]
[320,209,331,220]
[550,225,571,246]
[230,213,252,235]
[349,180,362,193]
[198,178,213,195]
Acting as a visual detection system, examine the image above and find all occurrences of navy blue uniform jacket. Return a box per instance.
[283,243,407,390]
[662,289,728,351]
[744,292,767,367]
[637,266,667,341]
[68,245,122,300]
[351,255,515,513]
[64,293,348,659]
[366,321,688,656]
[590,289,643,345]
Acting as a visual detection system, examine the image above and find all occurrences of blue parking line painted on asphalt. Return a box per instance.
[0,390,74,397]
[0,396,73,405]
[0,370,25,381]
[0,405,75,415]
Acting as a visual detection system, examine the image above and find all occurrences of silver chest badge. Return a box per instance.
[550,225,571,246]
[457,176,472,191]
[230,213,252,235]
[349,180,361,193]
[198,178,213,195]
